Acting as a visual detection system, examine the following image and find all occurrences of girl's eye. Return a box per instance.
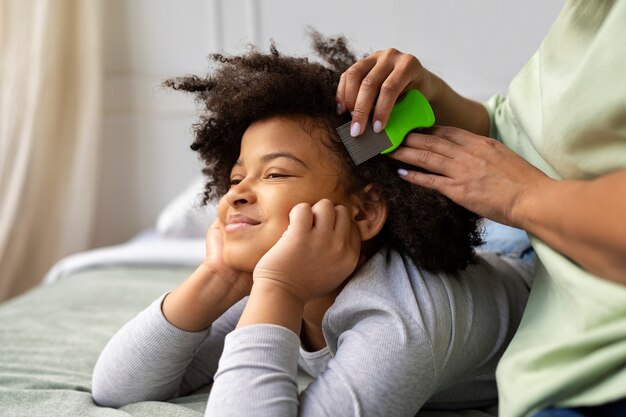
[266,173,289,179]
[230,178,242,185]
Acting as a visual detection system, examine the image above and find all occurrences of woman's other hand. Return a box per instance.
[390,126,552,227]
[390,125,626,283]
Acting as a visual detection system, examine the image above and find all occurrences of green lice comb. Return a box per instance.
[336,89,435,165]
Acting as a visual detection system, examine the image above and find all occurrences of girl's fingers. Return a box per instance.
[311,199,335,233]
[333,204,351,236]
[288,203,314,234]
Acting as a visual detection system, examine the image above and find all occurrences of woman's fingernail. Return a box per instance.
[337,103,344,115]
[350,122,361,137]
[373,120,383,133]
[397,168,408,177]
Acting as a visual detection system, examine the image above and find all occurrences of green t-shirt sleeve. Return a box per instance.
[482,94,507,142]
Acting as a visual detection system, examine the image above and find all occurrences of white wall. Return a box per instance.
[94,0,564,247]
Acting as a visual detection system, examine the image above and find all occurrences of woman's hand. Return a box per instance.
[390,126,553,228]
[390,126,626,283]
[337,48,439,136]
[337,48,491,137]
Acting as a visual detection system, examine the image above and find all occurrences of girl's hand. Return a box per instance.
[337,48,440,136]
[162,220,253,332]
[203,220,253,300]
[390,126,553,227]
[252,199,361,304]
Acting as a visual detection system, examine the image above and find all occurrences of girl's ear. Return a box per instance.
[349,184,388,241]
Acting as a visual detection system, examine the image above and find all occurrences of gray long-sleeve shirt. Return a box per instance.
[92,246,532,416]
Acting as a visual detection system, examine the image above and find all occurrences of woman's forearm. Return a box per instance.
[516,169,626,284]
[428,72,491,137]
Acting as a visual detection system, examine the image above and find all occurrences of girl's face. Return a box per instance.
[217,116,354,272]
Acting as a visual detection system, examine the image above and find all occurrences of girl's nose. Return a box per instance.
[225,181,257,207]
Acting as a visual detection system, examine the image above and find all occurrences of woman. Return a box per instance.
[338,1,626,416]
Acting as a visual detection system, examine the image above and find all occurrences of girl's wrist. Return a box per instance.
[162,263,248,332]
[236,280,305,334]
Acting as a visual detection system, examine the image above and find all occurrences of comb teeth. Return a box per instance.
[336,121,392,165]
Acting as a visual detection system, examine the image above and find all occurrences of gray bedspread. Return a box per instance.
[0,266,496,417]
[0,266,206,417]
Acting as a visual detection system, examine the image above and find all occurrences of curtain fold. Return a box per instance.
[0,0,103,301]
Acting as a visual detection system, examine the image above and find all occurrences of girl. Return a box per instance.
[92,33,532,416]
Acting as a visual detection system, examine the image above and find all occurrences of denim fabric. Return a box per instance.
[533,397,626,417]
[478,219,535,269]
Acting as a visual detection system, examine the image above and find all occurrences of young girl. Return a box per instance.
[91,33,533,416]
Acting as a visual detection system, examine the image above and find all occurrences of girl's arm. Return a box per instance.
[204,249,530,416]
[90,278,247,408]
[206,306,435,417]
[92,222,253,407]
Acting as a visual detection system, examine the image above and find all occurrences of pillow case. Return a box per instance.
[156,176,218,239]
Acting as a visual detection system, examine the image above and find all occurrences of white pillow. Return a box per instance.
[156,176,218,239]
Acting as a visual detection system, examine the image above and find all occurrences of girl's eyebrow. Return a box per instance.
[261,152,309,168]
[235,152,309,169]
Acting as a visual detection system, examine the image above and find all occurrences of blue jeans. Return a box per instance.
[479,219,535,270]
[533,397,626,417]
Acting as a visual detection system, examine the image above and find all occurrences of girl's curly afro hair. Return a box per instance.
[164,32,482,274]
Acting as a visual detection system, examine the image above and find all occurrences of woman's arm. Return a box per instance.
[390,126,626,284]
[514,168,626,283]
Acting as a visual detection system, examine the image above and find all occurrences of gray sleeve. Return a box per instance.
[91,294,245,408]
[205,324,303,416]
[204,302,435,417]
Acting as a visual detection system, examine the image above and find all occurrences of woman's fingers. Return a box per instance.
[388,130,464,176]
[397,169,452,194]
[390,125,552,226]
[337,56,377,115]
[338,49,426,136]
[370,53,423,129]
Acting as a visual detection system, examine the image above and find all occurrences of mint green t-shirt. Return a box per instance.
[484,1,626,416]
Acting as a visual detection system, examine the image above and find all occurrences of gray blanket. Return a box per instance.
[0,266,496,417]
[0,266,207,417]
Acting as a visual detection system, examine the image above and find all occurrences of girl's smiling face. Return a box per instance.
[217,116,354,272]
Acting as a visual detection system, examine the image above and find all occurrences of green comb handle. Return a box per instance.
[380,89,435,154]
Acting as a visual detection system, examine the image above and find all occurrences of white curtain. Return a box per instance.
[0,0,103,301]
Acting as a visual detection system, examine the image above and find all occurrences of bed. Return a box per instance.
[0,178,498,417]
